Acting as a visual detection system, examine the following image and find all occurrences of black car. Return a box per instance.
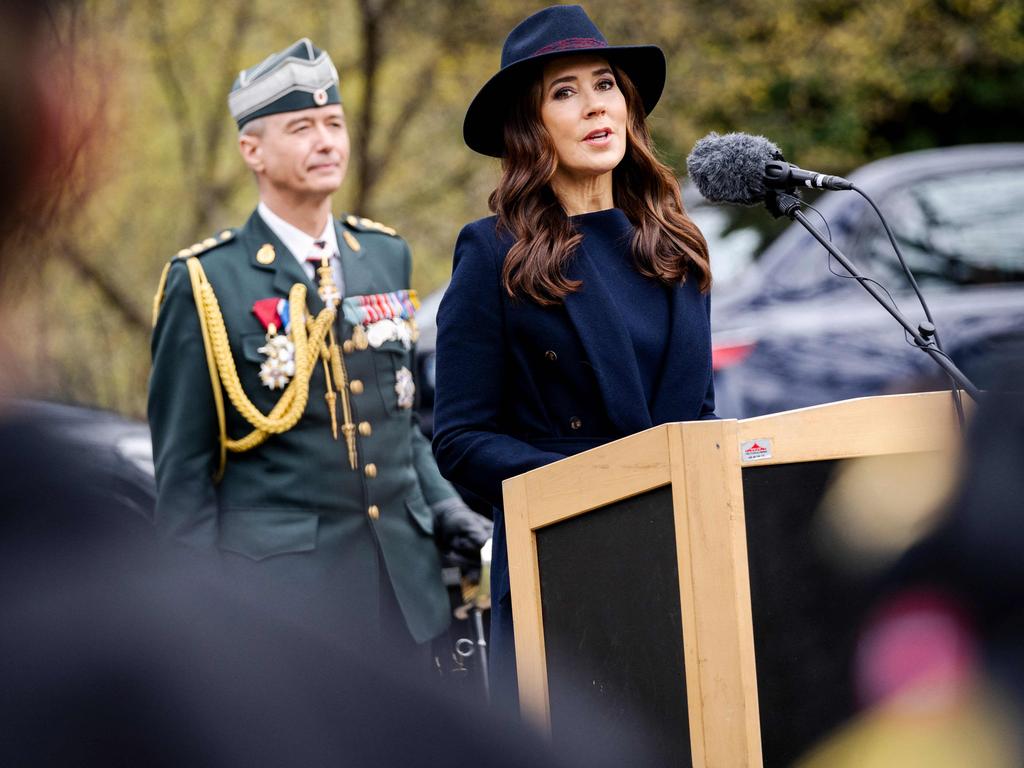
[709,143,1024,418]
[6,399,157,522]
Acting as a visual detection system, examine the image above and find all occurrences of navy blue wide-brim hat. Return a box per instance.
[463,5,666,158]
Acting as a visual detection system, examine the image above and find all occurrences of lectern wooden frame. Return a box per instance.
[502,391,964,767]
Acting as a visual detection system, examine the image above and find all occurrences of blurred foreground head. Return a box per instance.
[0,0,86,265]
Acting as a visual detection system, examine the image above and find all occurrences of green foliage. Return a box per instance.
[17,0,1024,416]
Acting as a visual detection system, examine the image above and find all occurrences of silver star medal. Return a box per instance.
[365,319,396,348]
[257,333,296,390]
[363,318,414,350]
[394,366,415,409]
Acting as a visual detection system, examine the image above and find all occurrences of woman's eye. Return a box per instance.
[596,78,615,91]
[553,87,575,100]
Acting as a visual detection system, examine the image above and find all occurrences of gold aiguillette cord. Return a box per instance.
[316,256,358,469]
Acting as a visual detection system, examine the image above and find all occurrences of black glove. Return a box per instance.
[431,497,492,564]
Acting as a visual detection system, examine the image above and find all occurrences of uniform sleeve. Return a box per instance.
[392,237,463,507]
[148,261,220,547]
[699,292,718,420]
[431,223,563,509]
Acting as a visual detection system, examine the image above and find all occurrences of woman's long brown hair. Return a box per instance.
[488,62,711,305]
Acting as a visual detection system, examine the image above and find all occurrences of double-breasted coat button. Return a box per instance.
[358,421,372,437]
[364,463,377,478]
[544,350,558,362]
[569,416,582,430]
[367,504,380,520]
[349,379,364,395]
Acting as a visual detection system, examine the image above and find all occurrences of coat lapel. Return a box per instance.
[334,219,372,298]
[563,245,652,435]
[241,210,326,314]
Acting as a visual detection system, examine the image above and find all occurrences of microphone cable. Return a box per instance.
[850,184,967,429]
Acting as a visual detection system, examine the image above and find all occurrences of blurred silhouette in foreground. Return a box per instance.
[0,3,660,766]
[798,354,1024,767]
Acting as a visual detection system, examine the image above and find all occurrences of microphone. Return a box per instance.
[686,132,852,206]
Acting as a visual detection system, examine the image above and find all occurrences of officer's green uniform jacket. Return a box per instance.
[149,209,453,643]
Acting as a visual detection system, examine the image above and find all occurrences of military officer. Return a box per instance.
[148,38,490,655]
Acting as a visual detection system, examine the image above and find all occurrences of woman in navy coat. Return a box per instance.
[432,4,716,709]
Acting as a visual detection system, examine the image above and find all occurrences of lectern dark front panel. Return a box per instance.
[536,486,690,766]
[743,459,883,767]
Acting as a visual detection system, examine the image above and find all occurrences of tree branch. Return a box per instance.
[144,0,196,191]
[57,240,149,333]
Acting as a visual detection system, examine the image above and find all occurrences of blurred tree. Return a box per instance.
[11,0,1023,416]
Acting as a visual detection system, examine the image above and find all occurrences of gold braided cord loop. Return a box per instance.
[200,280,334,434]
[185,258,229,480]
[223,311,335,452]
[151,261,172,327]
[185,258,335,465]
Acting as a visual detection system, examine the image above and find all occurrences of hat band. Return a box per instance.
[530,37,608,57]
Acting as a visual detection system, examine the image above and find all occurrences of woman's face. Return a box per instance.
[539,55,628,182]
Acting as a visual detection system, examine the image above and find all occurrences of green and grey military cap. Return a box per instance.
[229,38,340,128]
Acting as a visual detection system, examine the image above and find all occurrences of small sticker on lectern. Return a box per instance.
[741,439,772,462]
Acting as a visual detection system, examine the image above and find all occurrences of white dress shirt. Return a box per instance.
[257,201,345,296]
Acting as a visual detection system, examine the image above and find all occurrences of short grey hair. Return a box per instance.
[240,117,267,138]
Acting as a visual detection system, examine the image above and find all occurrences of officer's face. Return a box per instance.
[245,104,350,198]
[539,56,628,187]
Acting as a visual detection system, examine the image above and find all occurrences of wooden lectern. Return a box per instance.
[502,391,964,767]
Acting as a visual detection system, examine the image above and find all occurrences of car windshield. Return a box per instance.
[861,166,1024,287]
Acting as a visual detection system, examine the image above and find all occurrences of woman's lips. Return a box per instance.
[582,129,613,146]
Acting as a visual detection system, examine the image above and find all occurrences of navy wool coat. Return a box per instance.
[432,213,715,706]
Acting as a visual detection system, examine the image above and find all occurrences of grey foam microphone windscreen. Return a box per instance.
[685,132,783,206]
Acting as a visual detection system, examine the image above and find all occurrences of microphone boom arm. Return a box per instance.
[771,192,981,402]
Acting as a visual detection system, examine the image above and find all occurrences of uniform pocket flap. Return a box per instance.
[218,509,318,561]
[404,492,434,536]
[241,333,267,363]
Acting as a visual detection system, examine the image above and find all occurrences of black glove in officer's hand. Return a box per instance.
[431,497,492,564]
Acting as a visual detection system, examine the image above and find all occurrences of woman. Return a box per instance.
[432,4,715,707]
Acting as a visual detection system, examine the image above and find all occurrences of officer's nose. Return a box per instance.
[313,122,337,151]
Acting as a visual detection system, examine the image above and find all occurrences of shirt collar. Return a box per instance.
[257,201,339,262]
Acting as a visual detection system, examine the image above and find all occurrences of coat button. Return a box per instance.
[364,463,377,478]
[544,350,558,362]
[349,379,364,395]
[569,416,582,430]
[367,504,380,520]
[358,421,372,437]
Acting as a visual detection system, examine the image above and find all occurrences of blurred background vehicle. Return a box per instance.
[709,143,1024,418]
[5,400,156,523]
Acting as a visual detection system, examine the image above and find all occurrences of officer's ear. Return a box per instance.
[238,117,267,173]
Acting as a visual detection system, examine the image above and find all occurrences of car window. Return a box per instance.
[688,206,762,289]
[861,166,1024,287]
